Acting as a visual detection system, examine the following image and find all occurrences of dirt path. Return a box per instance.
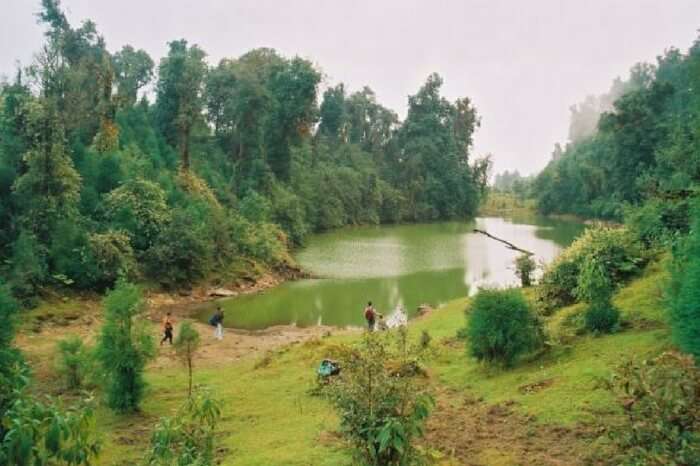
[423,386,597,466]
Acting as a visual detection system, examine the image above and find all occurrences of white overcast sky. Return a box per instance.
[2,0,699,175]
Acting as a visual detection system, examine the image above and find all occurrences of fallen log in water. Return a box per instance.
[472,229,534,256]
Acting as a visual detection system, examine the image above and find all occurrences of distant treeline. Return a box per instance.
[529,36,700,223]
[0,0,489,302]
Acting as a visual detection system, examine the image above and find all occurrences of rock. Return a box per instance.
[208,288,236,297]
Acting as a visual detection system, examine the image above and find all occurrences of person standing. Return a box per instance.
[210,306,225,340]
[364,301,376,332]
[161,312,174,345]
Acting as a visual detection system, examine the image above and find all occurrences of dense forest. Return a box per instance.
[0,0,489,302]
[531,38,700,224]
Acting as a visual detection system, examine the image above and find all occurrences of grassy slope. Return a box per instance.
[23,260,670,465]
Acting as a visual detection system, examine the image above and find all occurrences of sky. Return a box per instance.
[2,1,699,176]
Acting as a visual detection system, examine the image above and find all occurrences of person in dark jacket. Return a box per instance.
[210,306,224,340]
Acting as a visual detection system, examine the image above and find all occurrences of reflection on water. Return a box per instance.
[198,216,585,330]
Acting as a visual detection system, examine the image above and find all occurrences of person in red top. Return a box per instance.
[364,301,376,332]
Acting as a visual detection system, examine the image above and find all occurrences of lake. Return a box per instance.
[199,215,585,330]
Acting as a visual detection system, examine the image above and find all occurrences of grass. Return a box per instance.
[17,260,673,465]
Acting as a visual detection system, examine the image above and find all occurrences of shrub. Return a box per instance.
[0,395,101,466]
[466,287,541,367]
[624,197,689,247]
[536,226,642,314]
[325,330,433,465]
[576,255,619,334]
[0,282,28,442]
[584,301,620,334]
[514,253,536,287]
[55,336,93,391]
[668,199,700,359]
[95,280,155,412]
[605,352,700,465]
[145,389,222,466]
[174,322,200,397]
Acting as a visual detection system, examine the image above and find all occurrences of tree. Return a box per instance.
[12,100,80,246]
[155,40,207,170]
[174,322,201,397]
[466,288,541,367]
[668,199,700,359]
[95,280,155,412]
[266,57,321,180]
[113,45,154,107]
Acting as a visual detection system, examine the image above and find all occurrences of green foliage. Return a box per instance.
[605,352,700,466]
[536,226,642,314]
[0,1,487,300]
[0,282,28,441]
[104,178,170,252]
[155,39,207,170]
[8,230,47,304]
[0,394,101,466]
[584,301,619,334]
[174,322,200,397]
[668,199,700,359]
[144,389,222,466]
[95,281,155,412]
[514,253,536,287]
[55,336,92,391]
[466,288,541,367]
[87,231,137,289]
[325,330,434,465]
[533,41,700,221]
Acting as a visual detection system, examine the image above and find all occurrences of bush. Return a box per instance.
[145,389,222,466]
[514,253,536,287]
[605,352,700,465]
[0,394,101,466]
[584,301,619,334]
[55,336,93,391]
[668,199,700,359]
[325,330,433,465]
[466,287,541,367]
[0,282,28,442]
[95,280,155,412]
[624,197,689,247]
[536,226,642,314]
[576,254,620,334]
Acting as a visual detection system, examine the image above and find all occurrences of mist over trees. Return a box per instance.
[531,41,700,221]
[0,0,488,301]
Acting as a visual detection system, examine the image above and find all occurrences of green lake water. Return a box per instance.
[198,215,585,330]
